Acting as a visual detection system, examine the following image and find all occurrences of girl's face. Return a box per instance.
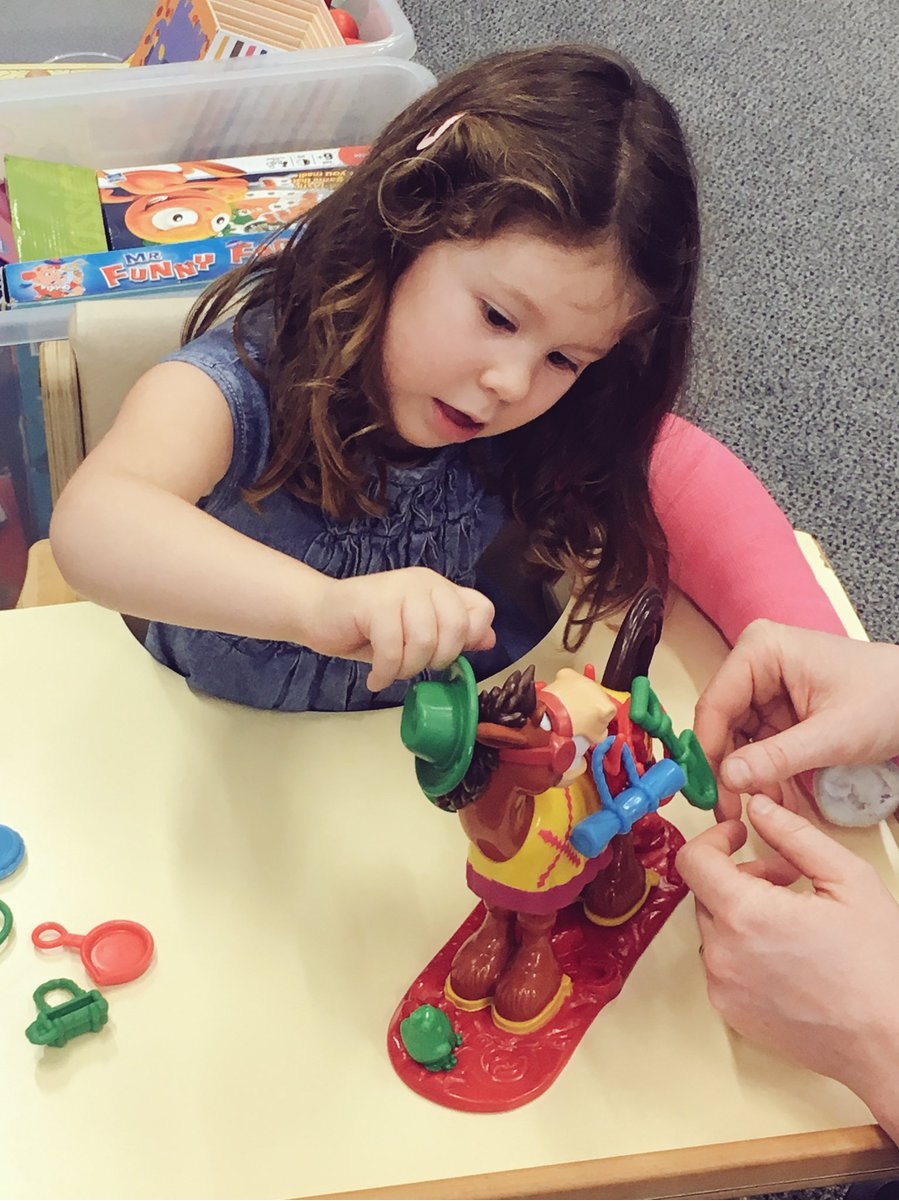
[381,228,639,449]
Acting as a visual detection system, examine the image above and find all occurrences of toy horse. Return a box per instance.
[401,588,716,1035]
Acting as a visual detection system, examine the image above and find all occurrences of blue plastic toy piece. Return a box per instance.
[571,737,687,859]
[0,824,25,880]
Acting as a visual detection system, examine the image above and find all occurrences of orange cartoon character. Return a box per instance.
[99,161,251,245]
[20,259,86,300]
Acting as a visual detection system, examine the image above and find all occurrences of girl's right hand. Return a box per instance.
[313,567,496,692]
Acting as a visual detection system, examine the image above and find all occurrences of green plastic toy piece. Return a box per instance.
[629,676,718,810]
[400,1004,463,1072]
[401,657,480,801]
[26,978,109,1048]
[0,899,12,948]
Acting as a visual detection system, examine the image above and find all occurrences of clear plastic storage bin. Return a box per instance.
[0,52,436,570]
[315,0,417,58]
[0,52,436,344]
[3,0,416,64]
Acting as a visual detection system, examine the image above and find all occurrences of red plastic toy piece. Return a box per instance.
[330,7,360,38]
[388,814,685,1111]
[32,919,154,985]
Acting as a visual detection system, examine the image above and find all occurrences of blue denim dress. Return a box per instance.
[144,317,517,712]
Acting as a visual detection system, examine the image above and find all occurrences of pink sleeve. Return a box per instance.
[650,413,848,646]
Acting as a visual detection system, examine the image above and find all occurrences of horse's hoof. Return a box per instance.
[492,971,572,1034]
[491,940,572,1032]
[445,917,516,1007]
[582,868,659,927]
[444,975,492,1012]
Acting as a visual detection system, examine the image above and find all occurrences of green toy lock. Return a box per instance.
[629,676,718,810]
[26,978,109,1048]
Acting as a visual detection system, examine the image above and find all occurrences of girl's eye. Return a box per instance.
[548,350,580,374]
[483,303,515,331]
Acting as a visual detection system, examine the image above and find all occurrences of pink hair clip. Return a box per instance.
[416,111,466,151]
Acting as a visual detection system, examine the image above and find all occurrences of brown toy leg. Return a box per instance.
[491,911,572,1033]
[582,833,659,927]
[445,905,516,1011]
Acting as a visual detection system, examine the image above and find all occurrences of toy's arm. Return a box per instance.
[650,414,848,646]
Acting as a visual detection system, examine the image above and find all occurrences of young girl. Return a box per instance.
[49,44,845,712]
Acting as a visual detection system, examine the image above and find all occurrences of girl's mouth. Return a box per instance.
[432,398,485,440]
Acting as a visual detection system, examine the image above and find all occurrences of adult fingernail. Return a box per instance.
[725,758,751,791]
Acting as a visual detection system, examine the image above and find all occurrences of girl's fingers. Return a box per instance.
[364,579,495,690]
[365,606,405,692]
[430,589,473,670]
[396,592,440,681]
[459,586,496,650]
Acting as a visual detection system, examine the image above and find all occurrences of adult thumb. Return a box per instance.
[745,794,854,888]
[721,711,843,793]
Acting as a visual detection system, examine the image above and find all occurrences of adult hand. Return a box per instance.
[318,567,496,692]
[693,620,899,820]
[677,794,899,1138]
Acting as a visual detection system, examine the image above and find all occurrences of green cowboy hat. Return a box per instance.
[401,656,480,800]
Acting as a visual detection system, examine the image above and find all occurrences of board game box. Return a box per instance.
[97,146,368,249]
[2,229,291,306]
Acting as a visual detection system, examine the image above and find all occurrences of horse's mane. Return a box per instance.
[434,666,537,814]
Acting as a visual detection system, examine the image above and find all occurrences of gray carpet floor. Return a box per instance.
[404,0,899,646]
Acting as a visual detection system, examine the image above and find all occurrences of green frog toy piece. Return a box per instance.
[400,1004,463,1072]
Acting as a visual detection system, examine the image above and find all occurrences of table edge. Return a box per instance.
[312,1123,899,1199]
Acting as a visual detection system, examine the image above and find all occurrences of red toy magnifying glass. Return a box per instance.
[32,919,154,985]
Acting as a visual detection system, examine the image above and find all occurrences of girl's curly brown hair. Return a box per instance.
[184,43,701,651]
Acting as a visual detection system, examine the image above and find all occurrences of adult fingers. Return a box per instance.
[675,818,749,907]
[737,853,802,886]
[714,787,743,823]
[744,793,861,890]
[693,629,772,763]
[720,711,849,793]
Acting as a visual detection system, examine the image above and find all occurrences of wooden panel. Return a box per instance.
[318,1125,899,1200]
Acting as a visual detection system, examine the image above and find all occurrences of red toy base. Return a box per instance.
[387,815,686,1112]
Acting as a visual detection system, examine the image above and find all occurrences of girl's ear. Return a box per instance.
[476,722,531,750]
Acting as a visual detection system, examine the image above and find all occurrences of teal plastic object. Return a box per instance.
[25,978,109,1047]
[0,824,25,880]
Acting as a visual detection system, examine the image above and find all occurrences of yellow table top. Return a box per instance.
[0,574,895,1199]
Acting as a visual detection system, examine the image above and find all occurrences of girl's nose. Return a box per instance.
[479,354,533,404]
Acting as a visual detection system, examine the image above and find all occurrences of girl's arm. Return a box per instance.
[51,361,333,645]
[650,414,848,645]
[50,361,494,689]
